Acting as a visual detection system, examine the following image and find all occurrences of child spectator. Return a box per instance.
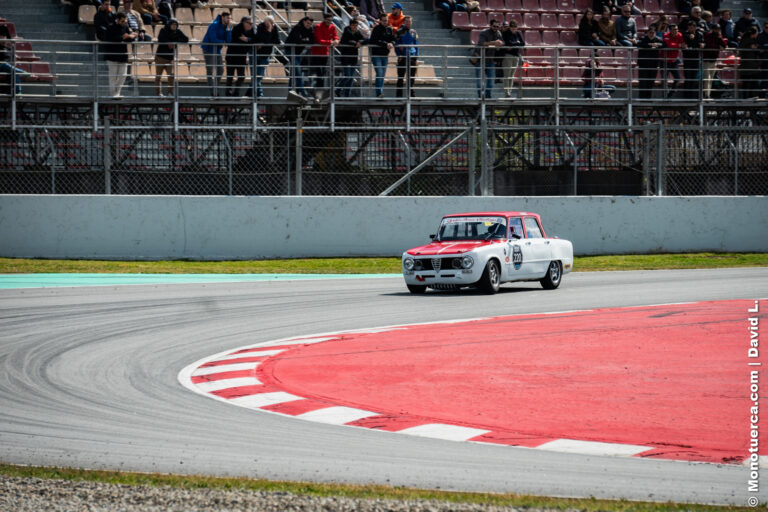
[154,17,188,96]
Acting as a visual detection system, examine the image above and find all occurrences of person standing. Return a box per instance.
[285,16,314,97]
[702,24,726,98]
[310,12,340,97]
[395,15,418,97]
[369,12,395,97]
[338,18,366,97]
[501,19,524,98]
[475,18,503,99]
[104,12,137,97]
[253,16,280,98]
[662,24,684,97]
[738,27,761,98]
[201,11,233,96]
[154,18,188,97]
[735,8,760,42]
[718,9,737,47]
[225,16,255,97]
[681,19,704,98]
[637,24,664,98]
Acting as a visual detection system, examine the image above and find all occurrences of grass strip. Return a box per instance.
[0,463,751,511]
[0,253,766,275]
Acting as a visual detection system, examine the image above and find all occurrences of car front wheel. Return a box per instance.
[407,284,427,294]
[540,260,562,290]
[478,260,501,294]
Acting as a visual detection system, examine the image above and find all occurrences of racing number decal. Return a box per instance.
[512,245,523,270]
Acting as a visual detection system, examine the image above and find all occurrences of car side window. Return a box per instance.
[524,217,543,239]
[509,218,524,238]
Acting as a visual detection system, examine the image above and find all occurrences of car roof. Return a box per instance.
[443,212,540,218]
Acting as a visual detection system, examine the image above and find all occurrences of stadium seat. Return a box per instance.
[636,15,647,31]
[504,0,522,10]
[487,0,508,12]
[470,29,482,45]
[539,0,557,12]
[660,0,676,13]
[559,30,578,45]
[452,11,471,30]
[559,13,576,29]
[524,30,542,45]
[470,11,488,29]
[557,0,578,12]
[477,0,489,10]
[17,61,54,82]
[644,0,659,13]
[542,30,559,45]
[488,12,505,26]
[191,25,207,42]
[574,0,590,9]
[522,0,541,12]
[230,8,250,21]
[633,0,645,10]
[78,5,96,24]
[15,41,40,61]
[506,12,523,26]
[541,13,558,29]
[194,8,214,25]
[523,12,540,28]
[175,7,195,24]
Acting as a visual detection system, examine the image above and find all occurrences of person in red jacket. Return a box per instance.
[661,24,684,97]
[310,12,339,96]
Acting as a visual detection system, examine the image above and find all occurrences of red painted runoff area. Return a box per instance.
[258,301,765,463]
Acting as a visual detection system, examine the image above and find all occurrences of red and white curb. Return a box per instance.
[178,319,703,464]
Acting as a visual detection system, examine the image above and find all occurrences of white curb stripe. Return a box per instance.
[220,349,285,359]
[192,362,259,376]
[742,455,768,468]
[536,439,652,457]
[229,392,303,409]
[397,424,490,441]
[254,337,339,348]
[294,406,379,425]
[194,377,262,392]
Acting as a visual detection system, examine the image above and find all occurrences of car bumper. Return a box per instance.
[402,266,481,286]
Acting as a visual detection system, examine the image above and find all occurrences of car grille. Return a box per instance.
[414,257,463,271]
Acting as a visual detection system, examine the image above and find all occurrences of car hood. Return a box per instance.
[406,241,496,256]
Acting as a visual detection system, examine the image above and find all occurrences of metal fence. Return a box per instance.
[1,123,766,195]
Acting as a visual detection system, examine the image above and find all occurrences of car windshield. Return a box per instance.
[437,216,507,241]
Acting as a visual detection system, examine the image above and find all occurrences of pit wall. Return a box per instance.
[0,195,765,259]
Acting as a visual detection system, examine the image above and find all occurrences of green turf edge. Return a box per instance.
[0,463,753,511]
[0,253,766,274]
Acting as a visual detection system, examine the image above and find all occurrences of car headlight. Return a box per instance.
[461,255,474,269]
[403,258,415,271]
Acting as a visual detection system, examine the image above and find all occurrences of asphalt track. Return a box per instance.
[1,268,767,506]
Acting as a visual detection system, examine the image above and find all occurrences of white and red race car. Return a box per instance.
[402,211,573,294]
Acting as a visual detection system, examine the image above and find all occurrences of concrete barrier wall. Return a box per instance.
[1,195,766,259]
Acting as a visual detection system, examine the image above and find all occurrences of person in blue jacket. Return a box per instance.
[201,11,233,96]
[395,15,418,97]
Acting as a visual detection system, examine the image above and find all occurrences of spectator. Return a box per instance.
[681,18,703,98]
[333,6,361,31]
[680,7,708,36]
[582,56,615,97]
[359,0,385,24]
[615,5,637,46]
[104,12,137,97]
[153,17,188,96]
[201,11,233,96]
[475,18,503,98]
[598,7,618,46]
[395,15,418,97]
[356,14,372,38]
[735,9,760,42]
[310,12,340,97]
[133,0,168,26]
[616,0,641,15]
[702,24,726,98]
[718,9,737,46]
[437,0,467,29]
[661,23,684,97]
[369,12,395,97]
[738,26,761,97]
[578,8,606,46]
[118,0,151,42]
[701,0,719,18]
[253,16,280,98]
[637,24,664,98]
[285,16,314,97]
[94,0,115,41]
[701,10,715,30]
[593,0,619,16]
[654,14,669,35]
[758,22,768,95]
[388,3,406,31]
[338,18,366,96]
[501,19,524,98]
[225,16,254,97]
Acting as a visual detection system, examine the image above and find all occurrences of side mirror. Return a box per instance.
[429,234,436,240]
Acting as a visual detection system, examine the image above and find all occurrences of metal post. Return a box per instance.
[295,113,303,195]
[480,103,488,196]
[93,42,99,101]
[563,130,577,195]
[656,123,664,196]
[104,118,111,194]
[726,134,739,195]
[468,127,476,195]
[642,126,650,196]
[221,129,232,195]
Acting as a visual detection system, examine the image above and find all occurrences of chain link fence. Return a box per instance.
[1,124,766,196]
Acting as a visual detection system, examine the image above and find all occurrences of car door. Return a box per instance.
[523,216,550,276]
[505,217,536,280]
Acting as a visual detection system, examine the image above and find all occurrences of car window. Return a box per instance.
[509,218,524,238]
[524,217,543,239]
[438,216,507,241]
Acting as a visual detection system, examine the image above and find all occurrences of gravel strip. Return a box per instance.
[0,476,581,512]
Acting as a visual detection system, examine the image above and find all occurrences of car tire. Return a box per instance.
[540,260,562,290]
[478,259,501,294]
[407,284,427,294]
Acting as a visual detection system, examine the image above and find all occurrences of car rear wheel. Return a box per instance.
[478,260,501,294]
[407,284,427,294]
[540,260,562,290]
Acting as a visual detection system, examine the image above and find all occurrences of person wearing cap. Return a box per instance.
[225,16,255,96]
[154,17,188,96]
[310,12,340,96]
[501,19,524,98]
[388,3,406,31]
[735,8,761,42]
[93,0,115,42]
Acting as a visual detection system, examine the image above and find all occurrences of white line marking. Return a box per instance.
[294,406,378,425]
[220,349,285,359]
[397,424,490,441]
[192,362,258,376]
[536,439,652,457]
[194,377,262,392]
[255,337,339,348]
[229,392,303,409]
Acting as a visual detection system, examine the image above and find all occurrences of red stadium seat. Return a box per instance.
[524,30,542,45]
[542,30,559,45]
[644,0,660,13]
[2,22,17,38]
[559,13,576,28]
[15,41,40,61]
[574,0,590,10]
[636,15,647,31]
[452,11,471,29]
[539,0,557,11]
[507,12,523,26]
[487,0,508,12]
[559,30,578,45]
[524,65,554,85]
[556,0,578,12]
[523,12,540,28]
[634,0,645,11]
[504,0,522,10]
[522,0,541,12]
[17,61,54,82]
[660,0,676,13]
[541,13,559,28]
[470,11,488,28]
[470,29,483,44]
[488,12,506,25]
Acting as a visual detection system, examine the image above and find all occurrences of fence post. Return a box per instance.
[727,133,739,195]
[468,127,476,195]
[480,103,488,196]
[642,126,650,196]
[221,129,233,195]
[656,123,664,196]
[295,115,303,196]
[104,118,111,194]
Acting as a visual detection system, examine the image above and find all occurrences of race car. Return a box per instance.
[401,212,573,294]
